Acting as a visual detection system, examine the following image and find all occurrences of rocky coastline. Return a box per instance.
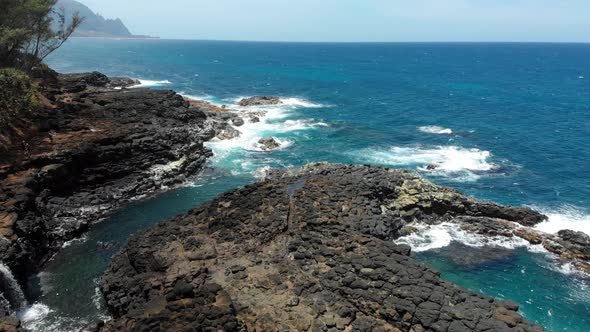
[96,163,549,331]
[1,72,588,331]
[0,71,253,329]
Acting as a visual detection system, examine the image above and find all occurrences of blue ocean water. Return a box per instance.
[20,39,590,331]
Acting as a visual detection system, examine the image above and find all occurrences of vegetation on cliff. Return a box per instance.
[0,0,81,150]
[0,68,39,128]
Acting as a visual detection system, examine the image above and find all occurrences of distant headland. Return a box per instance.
[56,0,158,39]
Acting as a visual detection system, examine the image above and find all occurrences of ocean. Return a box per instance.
[20,39,590,331]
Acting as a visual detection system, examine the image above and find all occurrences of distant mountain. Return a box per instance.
[55,0,155,38]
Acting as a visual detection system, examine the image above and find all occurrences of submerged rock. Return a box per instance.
[257,137,281,151]
[98,163,545,331]
[238,96,281,106]
[426,163,439,170]
[429,243,516,266]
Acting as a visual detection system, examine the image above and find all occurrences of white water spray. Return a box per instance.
[0,262,27,311]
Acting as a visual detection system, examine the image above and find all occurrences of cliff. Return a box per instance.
[0,71,245,330]
[55,0,153,38]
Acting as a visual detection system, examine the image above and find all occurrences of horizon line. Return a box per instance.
[71,37,590,44]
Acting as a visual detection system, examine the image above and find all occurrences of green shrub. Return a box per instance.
[0,68,39,128]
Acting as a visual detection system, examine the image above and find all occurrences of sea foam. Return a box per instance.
[418,125,453,134]
[133,79,172,88]
[19,303,52,331]
[354,145,497,181]
[534,205,590,236]
[203,95,329,176]
[396,223,531,252]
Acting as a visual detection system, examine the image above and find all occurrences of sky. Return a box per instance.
[78,0,590,42]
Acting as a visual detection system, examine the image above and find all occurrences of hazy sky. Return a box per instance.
[78,0,590,42]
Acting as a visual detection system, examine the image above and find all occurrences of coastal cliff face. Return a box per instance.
[55,0,136,38]
[98,163,546,332]
[0,72,225,301]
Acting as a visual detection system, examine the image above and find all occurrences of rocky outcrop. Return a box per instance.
[0,315,21,332]
[98,163,545,331]
[238,96,281,107]
[258,137,281,151]
[58,72,139,92]
[0,72,228,286]
[185,98,231,113]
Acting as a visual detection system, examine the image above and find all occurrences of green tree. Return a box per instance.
[0,0,81,70]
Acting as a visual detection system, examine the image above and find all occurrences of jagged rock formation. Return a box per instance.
[98,163,546,331]
[0,72,229,288]
[258,137,281,151]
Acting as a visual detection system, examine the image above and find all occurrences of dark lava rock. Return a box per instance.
[58,71,110,92]
[0,293,10,317]
[0,75,220,282]
[558,230,590,256]
[108,77,140,89]
[216,127,241,140]
[238,96,282,107]
[231,117,245,127]
[98,163,545,331]
[258,137,281,151]
[558,230,590,247]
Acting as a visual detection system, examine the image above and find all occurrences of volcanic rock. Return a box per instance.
[107,77,140,88]
[98,163,545,331]
[232,117,245,127]
[216,127,242,140]
[238,96,281,107]
[558,230,590,257]
[0,74,222,282]
[258,137,281,151]
[58,71,110,91]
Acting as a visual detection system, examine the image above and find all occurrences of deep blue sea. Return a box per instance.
[19,39,590,331]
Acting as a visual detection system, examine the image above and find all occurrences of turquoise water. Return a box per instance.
[19,39,590,331]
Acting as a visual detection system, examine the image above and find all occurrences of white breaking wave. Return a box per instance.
[133,79,172,88]
[19,303,52,330]
[253,166,273,180]
[418,126,453,135]
[61,235,88,248]
[204,95,328,175]
[396,222,533,252]
[354,145,497,181]
[0,262,27,311]
[279,97,327,108]
[534,205,590,237]
[179,93,215,101]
